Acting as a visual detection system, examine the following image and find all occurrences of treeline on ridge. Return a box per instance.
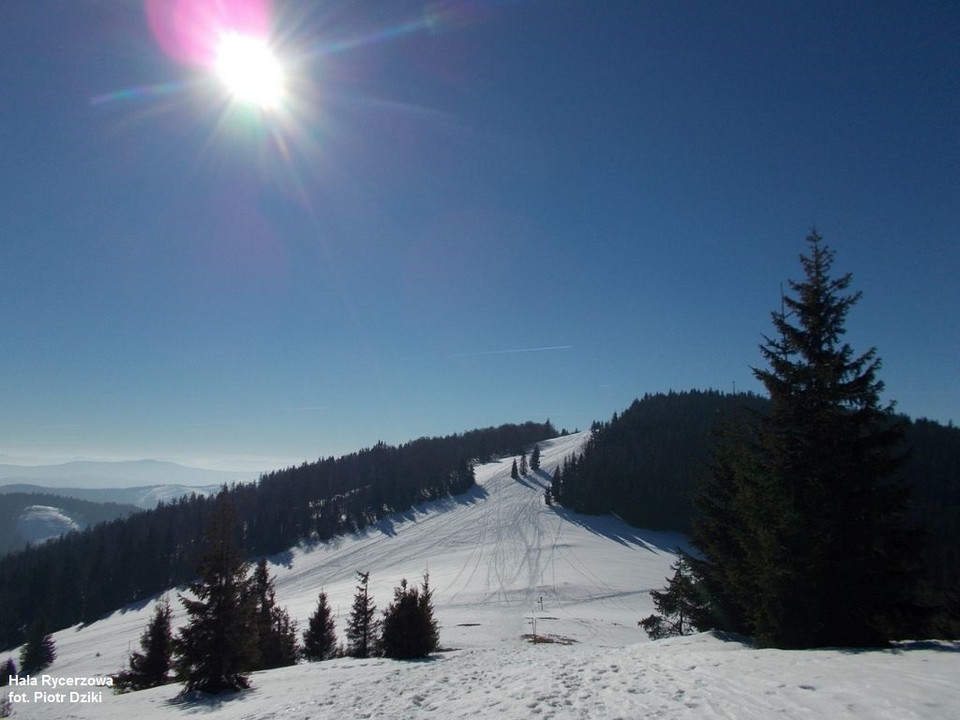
[0,421,555,651]
[551,389,960,594]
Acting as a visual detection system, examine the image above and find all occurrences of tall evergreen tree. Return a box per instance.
[519,453,529,477]
[249,558,298,670]
[302,590,337,661]
[345,571,378,658]
[510,459,519,480]
[19,619,55,674]
[530,445,541,471]
[693,232,919,648]
[174,492,258,693]
[115,596,174,691]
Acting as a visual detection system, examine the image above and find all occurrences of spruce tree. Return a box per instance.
[519,453,529,476]
[418,572,440,654]
[115,596,174,691]
[249,558,298,670]
[639,555,710,640]
[345,571,378,658]
[379,573,439,660]
[530,444,541,471]
[19,619,55,674]
[302,591,337,661]
[549,464,563,504]
[693,232,918,648]
[174,492,258,693]
[510,459,519,480]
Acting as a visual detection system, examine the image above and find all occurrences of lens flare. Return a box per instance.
[145,0,273,66]
[215,33,285,109]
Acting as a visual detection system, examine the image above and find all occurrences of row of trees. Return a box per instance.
[510,444,541,480]
[344,570,439,661]
[115,494,440,695]
[640,233,934,647]
[0,421,555,650]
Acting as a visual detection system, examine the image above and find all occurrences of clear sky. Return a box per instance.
[2,1,958,472]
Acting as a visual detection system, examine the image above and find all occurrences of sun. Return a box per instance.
[215,33,285,109]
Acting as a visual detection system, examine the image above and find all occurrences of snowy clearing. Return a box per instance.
[5,433,959,719]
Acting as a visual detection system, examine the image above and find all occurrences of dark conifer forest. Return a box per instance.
[553,390,959,603]
[0,421,555,651]
[551,390,769,531]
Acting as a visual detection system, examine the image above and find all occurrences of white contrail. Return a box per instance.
[447,345,573,359]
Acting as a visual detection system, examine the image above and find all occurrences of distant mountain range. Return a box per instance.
[0,461,258,552]
[0,459,258,490]
[0,482,225,511]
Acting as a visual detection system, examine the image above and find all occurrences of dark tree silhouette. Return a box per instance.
[639,555,710,639]
[302,590,337,661]
[0,657,16,684]
[114,596,174,691]
[345,571,378,658]
[174,493,258,693]
[693,232,920,648]
[379,573,439,660]
[19,619,55,674]
[249,558,298,670]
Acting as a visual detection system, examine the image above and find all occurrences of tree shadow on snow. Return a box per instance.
[373,484,491,537]
[297,484,491,545]
[165,687,255,711]
[836,639,960,655]
[548,506,693,555]
[514,469,551,491]
[266,549,295,568]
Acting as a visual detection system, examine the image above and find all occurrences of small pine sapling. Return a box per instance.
[115,596,174,692]
[639,555,710,640]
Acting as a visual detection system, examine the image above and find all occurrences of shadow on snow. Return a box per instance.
[548,505,692,556]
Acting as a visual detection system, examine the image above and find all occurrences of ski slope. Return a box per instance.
[6,432,959,719]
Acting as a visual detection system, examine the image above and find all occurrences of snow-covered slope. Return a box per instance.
[6,432,959,719]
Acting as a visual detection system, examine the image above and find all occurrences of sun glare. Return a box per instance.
[215,33,285,109]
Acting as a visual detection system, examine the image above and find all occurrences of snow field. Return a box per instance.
[6,432,960,719]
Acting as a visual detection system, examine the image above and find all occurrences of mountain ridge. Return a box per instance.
[0,459,258,489]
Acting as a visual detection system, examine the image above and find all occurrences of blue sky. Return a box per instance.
[2,1,958,471]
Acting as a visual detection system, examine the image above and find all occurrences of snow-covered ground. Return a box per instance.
[5,432,959,719]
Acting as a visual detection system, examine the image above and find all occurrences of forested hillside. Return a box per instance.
[551,391,768,531]
[552,391,960,594]
[0,421,555,651]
